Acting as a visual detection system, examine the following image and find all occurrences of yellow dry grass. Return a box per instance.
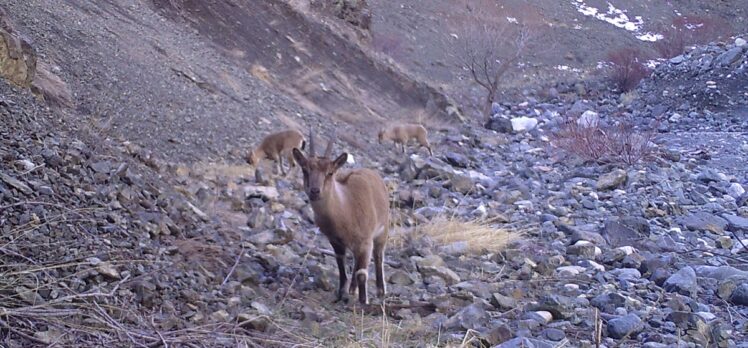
[249,64,273,84]
[424,216,520,254]
[395,215,521,255]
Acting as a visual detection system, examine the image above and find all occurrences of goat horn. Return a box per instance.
[308,126,316,157]
[324,130,335,158]
[324,139,333,158]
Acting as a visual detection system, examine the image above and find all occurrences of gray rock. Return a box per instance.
[444,152,469,168]
[607,313,643,339]
[0,172,32,195]
[669,55,685,64]
[444,304,489,330]
[716,47,744,66]
[722,214,748,232]
[496,337,555,348]
[678,212,728,233]
[591,292,627,313]
[526,294,576,320]
[602,217,649,247]
[448,174,474,194]
[727,183,746,198]
[561,224,608,246]
[483,324,513,346]
[596,169,627,190]
[491,293,518,311]
[610,268,641,281]
[418,265,460,285]
[485,117,513,133]
[694,265,748,281]
[388,269,415,285]
[491,102,502,115]
[729,284,748,305]
[663,266,698,296]
[541,328,565,341]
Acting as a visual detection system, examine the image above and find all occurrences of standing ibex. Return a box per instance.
[246,129,305,176]
[378,124,433,156]
[292,130,390,305]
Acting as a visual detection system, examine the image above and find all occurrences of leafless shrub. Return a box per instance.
[607,48,650,92]
[457,21,533,123]
[655,16,734,58]
[550,115,658,165]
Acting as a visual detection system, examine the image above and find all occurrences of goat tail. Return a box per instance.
[300,140,306,151]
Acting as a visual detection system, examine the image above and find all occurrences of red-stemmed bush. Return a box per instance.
[607,48,650,92]
[655,16,734,58]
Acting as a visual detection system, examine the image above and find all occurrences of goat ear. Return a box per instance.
[332,153,348,171]
[292,148,307,167]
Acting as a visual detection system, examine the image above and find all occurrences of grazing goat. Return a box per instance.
[292,130,390,305]
[246,129,305,176]
[378,124,433,156]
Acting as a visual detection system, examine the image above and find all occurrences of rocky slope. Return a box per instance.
[2,1,748,347]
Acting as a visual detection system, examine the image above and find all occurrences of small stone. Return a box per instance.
[678,212,728,233]
[663,266,698,296]
[541,328,565,341]
[727,183,745,198]
[610,268,641,281]
[591,292,627,314]
[0,172,32,195]
[444,304,489,330]
[596,169,627,191]
[388,269,415,285]
[736,37,747,47]
[556,265,586,277]
[567,241,598,258]
[485,117,513,133]
[96,263,121,279]
[186,202,210,222]
[722,214,748,232]
[418,265,460,285]
[449,175,474,194]
[523,311,553,324]
[491,293,518,310]
[238,313,269,331]
[210,309,230,322]
[577,110,599,128]
[729,283,748,305]
[607,313,643,339]
[510,117,538,132]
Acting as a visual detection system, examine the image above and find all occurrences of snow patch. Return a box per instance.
[572,0,662,42]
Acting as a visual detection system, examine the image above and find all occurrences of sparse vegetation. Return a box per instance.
[655,15,734,58]
[550,114,658,165]
[606,47,650,92]
[458,21,532,124]
[423,216,520,254]
[398,215,521,255]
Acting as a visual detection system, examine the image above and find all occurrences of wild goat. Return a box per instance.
[246,129,305,176]
[292,131,390,305]
[377,124,433,156]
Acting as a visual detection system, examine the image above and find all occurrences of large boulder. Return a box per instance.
[0,7,37,87]
[332,0,371,30]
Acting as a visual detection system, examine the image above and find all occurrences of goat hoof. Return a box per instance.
[334,294,350,304]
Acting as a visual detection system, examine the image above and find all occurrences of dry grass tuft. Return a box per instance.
[417,216,521,254]
[249,64,272,84]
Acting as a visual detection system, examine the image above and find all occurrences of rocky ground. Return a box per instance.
[2,1,748,347]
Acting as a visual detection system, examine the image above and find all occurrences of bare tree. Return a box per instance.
[458,22,532,124]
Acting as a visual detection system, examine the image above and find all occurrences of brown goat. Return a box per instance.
[378,124,433,156]
[292,131,390,305]
[247,129,305,176]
